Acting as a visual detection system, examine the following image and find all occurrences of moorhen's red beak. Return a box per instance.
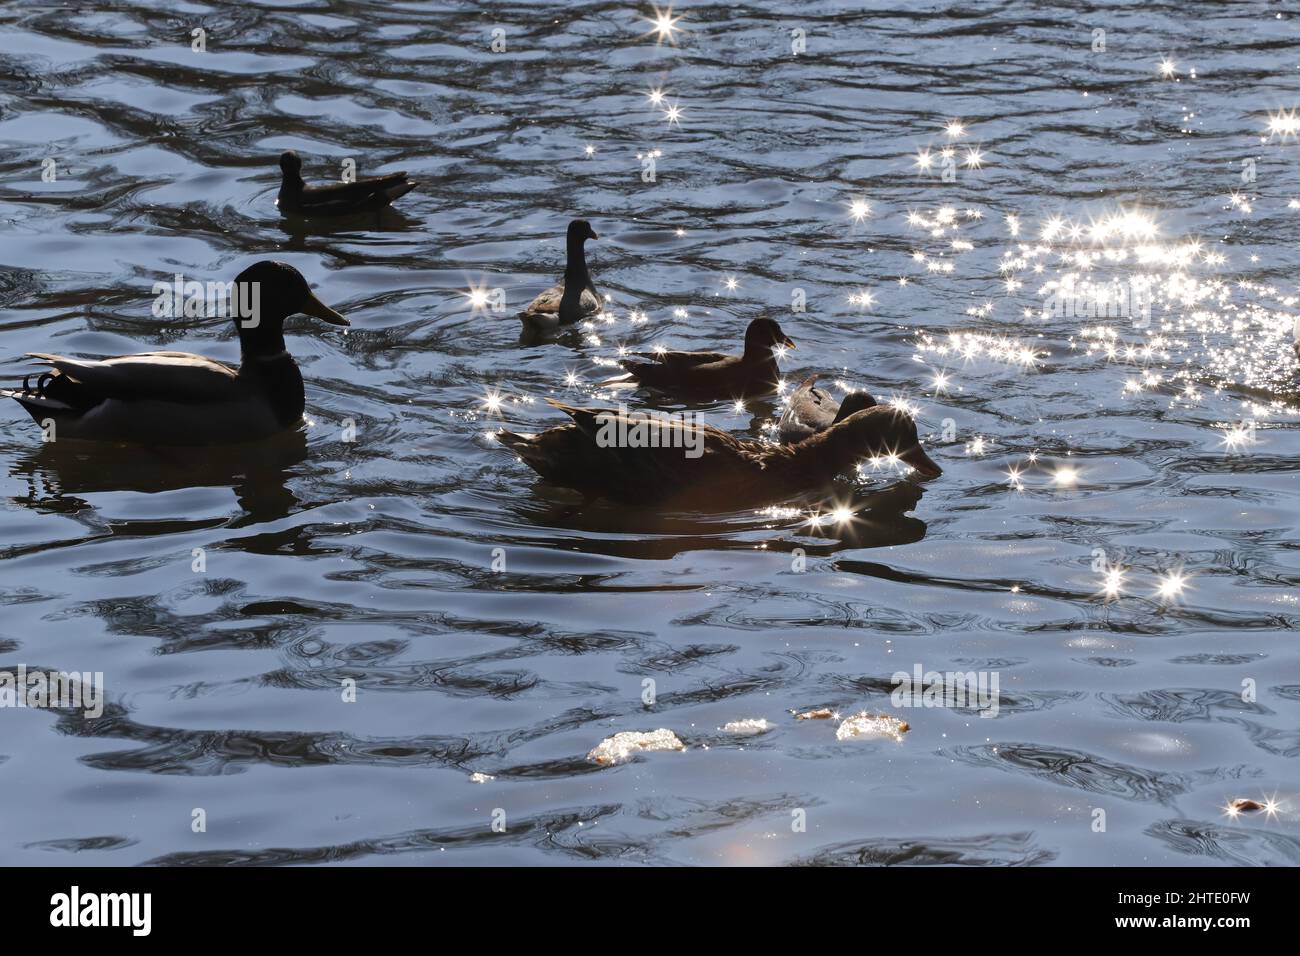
[899,445,942,479]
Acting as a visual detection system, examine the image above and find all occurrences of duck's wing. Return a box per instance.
[780,379,836,430]
[778,382,821,442]
[498,419,637,494]
[22,351,244,406]
[523,283,565,315]
[501,401,763,503]
[618,353,743,394]
[634,349,731,368]
[522,283,601,317]
[546,399,730,487]
[299,172,417,209]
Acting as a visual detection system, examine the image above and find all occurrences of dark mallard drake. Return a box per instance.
[518,219,601,333]
[497,399,941,508]
[617,317,795,399]
[277,150,417,216]
[778,374,877,443]
[2,261,347,446]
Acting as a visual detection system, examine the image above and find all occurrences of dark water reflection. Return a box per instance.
[0,0,1298,866]
[9,434,307,524]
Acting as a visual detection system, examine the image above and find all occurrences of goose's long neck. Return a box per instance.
[564,236,590,289]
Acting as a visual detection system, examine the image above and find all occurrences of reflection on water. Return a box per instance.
[0,0,1298,866]
[9,432,307,524]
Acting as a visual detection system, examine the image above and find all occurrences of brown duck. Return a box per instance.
[778,374,877,443]
[277,150,417,216]
[518,219,601,333]
[616,317,795,399]
[497,399,941,507]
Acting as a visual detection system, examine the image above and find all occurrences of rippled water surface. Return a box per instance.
[2,0,1299,866]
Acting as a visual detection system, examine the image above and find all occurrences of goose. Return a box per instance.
[518,219,601,333]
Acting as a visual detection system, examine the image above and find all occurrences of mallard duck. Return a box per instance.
[778,374,877,443]
[497,399,941,507]
[277,150,417,216]
[615,317,795,399]
[518,219,601,333]
[2,261,348,446]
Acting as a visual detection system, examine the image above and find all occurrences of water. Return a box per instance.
[1,0,1298,866]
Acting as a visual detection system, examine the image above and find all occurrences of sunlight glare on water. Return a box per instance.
[0,0,1297,867]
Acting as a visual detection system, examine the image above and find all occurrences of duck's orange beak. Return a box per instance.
[781,335,796,349]
[899,445,942,479]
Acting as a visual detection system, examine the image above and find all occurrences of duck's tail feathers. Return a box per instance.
[545,398,593,426]
[594,371,636,388]
[1,388,76,423]
[4,362,89,418]
[544,399,607,440]
[496,430,551,471]
[616,359,657,379]
[518,310,561,335]
[495,429,532,454]
[380,179,417,204]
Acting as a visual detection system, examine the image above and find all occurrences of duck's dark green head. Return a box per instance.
[836,406,941,479]
[232,260,347,357]
[743,317,796,356]
[568,219,598,243]
[832,390,877,423]
[279,151,303,178]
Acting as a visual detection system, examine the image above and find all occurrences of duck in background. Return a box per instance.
[613,317,795,399]
[496,399,940,508]
[778,374,877,443]
[2,261,348,446]
[518,219,602,334]
[277,150,417,216]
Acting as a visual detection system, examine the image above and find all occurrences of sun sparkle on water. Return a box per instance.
[643,4,684,44]
[1156,570,1188,601]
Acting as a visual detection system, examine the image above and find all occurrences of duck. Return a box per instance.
[496,399,941,508]
[518,219,601,333]
[778,374,877,443]
[615,317,795,399]
[1,261,348,446]
[277,150,417,216]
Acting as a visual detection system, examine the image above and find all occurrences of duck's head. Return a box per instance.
[567,219,598,244]
[832,406,942,480]
[279,151,303,177]
[831,390,877,423]
[232,260,348,356]
[744,317,796,356]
